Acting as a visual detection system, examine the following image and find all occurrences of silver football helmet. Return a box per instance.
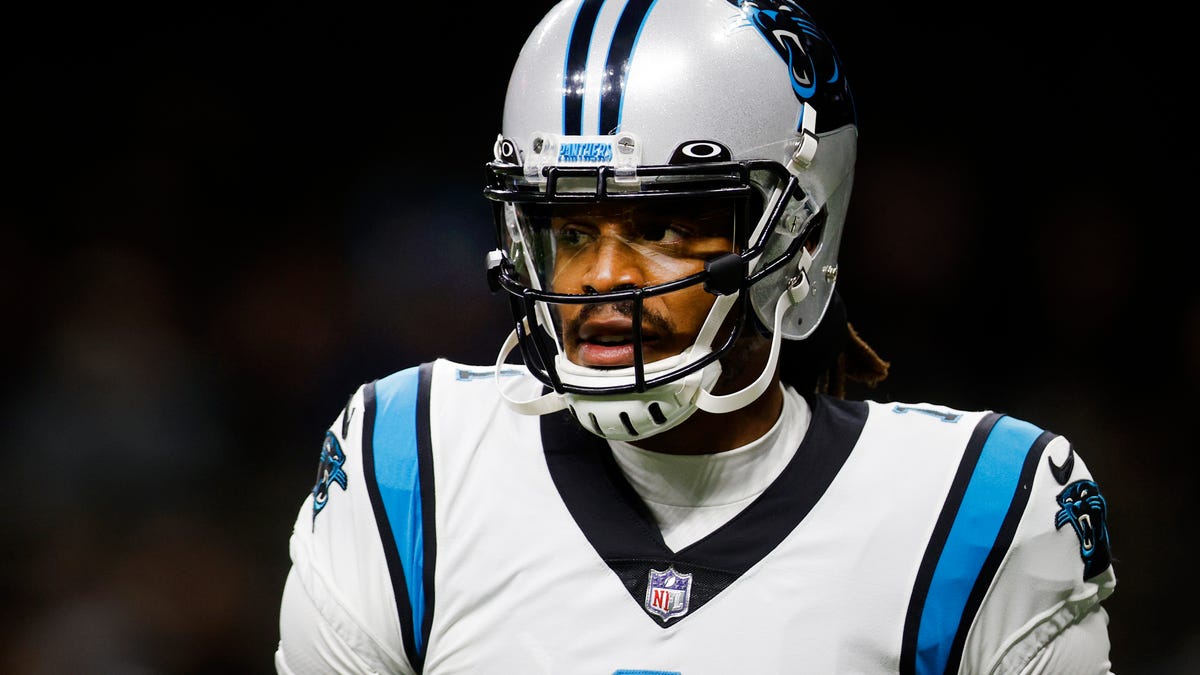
[485,0,857,441]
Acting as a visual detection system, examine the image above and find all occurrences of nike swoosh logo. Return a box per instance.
[1047,443,1075,485]
[341,393,355,439]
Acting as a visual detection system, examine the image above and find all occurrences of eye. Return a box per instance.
[639,222,685,246]
[555,224,593,248]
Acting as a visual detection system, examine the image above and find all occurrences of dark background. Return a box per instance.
[3,3,1194,673]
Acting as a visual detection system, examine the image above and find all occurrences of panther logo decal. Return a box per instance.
[312,431,348,527]
[1054,479,1112,579]
[725,0,854,132]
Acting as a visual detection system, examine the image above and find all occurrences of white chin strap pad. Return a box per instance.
[561,365,718,439]
[492,327,720,440]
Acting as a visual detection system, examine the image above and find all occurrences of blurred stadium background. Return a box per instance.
[3,3,1194,672]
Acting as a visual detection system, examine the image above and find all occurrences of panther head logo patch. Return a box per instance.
[312,431,348,527]
[1054,479,1112,579]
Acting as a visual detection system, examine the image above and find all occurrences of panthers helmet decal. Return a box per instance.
[725,0,854,132]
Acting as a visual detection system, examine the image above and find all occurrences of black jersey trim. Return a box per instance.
[542,394,867,627]
[414,362,437,662]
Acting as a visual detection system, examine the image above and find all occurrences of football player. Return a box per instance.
[276,1,1117,673]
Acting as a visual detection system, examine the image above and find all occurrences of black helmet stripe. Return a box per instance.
[599,0,655,135]
[563,0,604,135]
[562,0,658,136]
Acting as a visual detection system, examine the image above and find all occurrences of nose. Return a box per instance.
[581,232,645,294]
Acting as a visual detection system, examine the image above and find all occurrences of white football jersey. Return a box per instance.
[276,358,1116,674]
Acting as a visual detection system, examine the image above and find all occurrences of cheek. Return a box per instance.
[662,287,718,333]
[550,260,584,293]
[636,250,702,282]
[556,305,581,340]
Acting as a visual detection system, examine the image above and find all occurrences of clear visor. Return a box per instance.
[502,197,741,370]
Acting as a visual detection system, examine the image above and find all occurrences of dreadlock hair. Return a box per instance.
[777,291,890,400]
[819,321,890,398]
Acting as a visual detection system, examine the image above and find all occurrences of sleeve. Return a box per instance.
[274,386,416,675]
[964,433,1117,675]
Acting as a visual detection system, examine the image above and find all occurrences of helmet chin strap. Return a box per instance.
[494,322,569,416]
[696,262,810,414]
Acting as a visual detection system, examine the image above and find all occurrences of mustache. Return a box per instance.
[564,300,674,337]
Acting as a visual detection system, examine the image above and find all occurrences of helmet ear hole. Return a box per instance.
[802,210,827,254]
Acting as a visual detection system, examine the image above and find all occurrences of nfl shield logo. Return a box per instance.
[645,567,693,621]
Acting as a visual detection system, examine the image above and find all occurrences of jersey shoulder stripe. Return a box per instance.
[363,362,437,672]
[901,412,1057,675]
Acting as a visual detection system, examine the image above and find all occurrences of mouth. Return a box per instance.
[1078,514,1094,551]
[574,318,661,367]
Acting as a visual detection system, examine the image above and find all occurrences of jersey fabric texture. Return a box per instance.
[276,358,1116,674]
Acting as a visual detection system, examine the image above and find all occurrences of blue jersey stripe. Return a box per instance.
[915,415,1044,674]
[372,366,427,656]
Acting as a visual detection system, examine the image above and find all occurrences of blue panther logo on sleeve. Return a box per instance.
[312,431,348,527]
[1054,479,1112,579]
